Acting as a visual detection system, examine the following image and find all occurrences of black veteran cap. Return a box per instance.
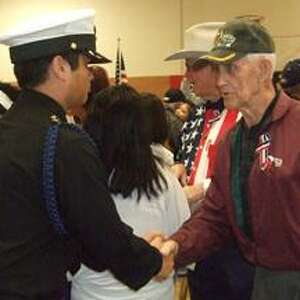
[0,9,111,64]
[201,19,275,64]
[281,58,300,88]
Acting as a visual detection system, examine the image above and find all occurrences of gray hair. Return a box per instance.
[244,53,277,77]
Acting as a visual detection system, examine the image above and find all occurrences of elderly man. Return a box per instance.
[0,9,171,299]
[165,22,253,300]
[162,19,300,300]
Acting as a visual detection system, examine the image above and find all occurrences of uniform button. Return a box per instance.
[70,42,77,50]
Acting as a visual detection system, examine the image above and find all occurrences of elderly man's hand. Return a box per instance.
[143,231,166,249]
[160,239,179,256]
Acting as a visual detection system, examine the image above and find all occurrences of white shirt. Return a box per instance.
[151,143,174,167]
[71,164,190,300]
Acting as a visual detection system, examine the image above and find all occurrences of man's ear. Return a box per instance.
[49,55,71,81]
[259,58,273,81]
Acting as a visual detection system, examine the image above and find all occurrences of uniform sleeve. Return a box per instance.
[56,131,162,290]
[171,140,232,268]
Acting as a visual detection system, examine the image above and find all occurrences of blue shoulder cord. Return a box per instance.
[42,122,98,237]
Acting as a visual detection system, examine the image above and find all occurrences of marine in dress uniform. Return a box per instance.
[0,9,165,299]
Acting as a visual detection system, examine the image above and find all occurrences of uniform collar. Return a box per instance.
[19,89,67,122]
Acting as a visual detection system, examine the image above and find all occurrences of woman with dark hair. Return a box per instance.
[89,65,110,96]
[84,84,141,163]
[140,92,175,166]
[72,85,190,300]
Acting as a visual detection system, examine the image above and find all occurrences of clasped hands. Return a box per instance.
[144,232,179,282]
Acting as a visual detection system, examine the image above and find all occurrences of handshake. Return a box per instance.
[144,232,179,282]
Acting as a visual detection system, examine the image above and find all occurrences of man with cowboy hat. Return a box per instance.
[165,21,253,300]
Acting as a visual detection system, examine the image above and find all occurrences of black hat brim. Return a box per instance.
[85,49,111,64]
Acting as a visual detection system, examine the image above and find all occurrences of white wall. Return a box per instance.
[1,0,300,82]
[182,0,300,69]
[0,0,182,81]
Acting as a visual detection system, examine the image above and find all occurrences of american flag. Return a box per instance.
[115,39,128,85]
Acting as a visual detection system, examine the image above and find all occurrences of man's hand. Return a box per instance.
[160,239,179,256]
[143,231,166,249]
[144,233,179,257]
[171,163,187,186]
[183,184,205,205]
[154,239,179,281]
[143,231,178,281]
[155,252,174,281]
[143,232,179,281]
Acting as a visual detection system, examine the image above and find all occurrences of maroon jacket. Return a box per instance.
[172,92,300,270]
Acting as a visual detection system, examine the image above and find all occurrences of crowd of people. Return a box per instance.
[1,7,300,300]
